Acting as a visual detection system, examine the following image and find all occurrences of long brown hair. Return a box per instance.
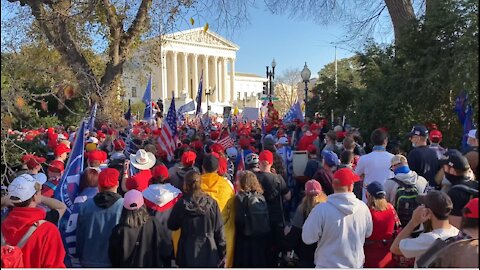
[300,192,327,218]
[366,193,388,211]
[119,205,150,228]
[239,171,263,194]
[80,168,99,192]
[183,170,205,197]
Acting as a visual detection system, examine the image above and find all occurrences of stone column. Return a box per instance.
[172,52,178,97]
[161,50,168,99]
[230,58,235,104]
[183,52,188,99]
[212,56,218,103]
[193,54,198,99]
[222,58,228,103]
[203,55,209,100]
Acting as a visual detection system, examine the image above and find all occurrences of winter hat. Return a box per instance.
[151,165,169,180]
[181,151,197,167]
[126,170,151,192]
[124,189,144,210]
[98,168,120,189]
[305,180,322,196]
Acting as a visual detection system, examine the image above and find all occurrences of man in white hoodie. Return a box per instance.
[302,168,373,268]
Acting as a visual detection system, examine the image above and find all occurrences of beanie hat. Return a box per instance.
[98,168,120,189]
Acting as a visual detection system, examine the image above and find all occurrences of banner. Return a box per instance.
[54,121,86,267]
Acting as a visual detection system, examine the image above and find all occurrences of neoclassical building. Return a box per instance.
[122,28,267,115]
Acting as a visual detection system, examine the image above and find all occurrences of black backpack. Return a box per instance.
[242,192,270,236]
[390,178,419,227]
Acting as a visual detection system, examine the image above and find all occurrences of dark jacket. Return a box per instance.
[233,193,269,267]
[109,217,172,267]
[313,168,334,195]
[254,171,289,228]
[167,193,226,267]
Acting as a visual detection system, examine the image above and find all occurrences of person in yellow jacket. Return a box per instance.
[200,154,236,268]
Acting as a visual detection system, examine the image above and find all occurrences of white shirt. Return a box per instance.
[399,226,460,267]
[355,150,394,202]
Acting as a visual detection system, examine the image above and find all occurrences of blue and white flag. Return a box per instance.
[86,103,97,132]
[283,101,304,123]
[178,100,196,115]
[195,71,204,116]
[142,76,153,121]
[54,121,86,267]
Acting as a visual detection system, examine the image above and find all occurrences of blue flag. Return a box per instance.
[143,76,153,121]
[54,121,85,267]
[86,103,97,132]
[455,91,474,150]
[195,71,204,116]
[283,101,304,123]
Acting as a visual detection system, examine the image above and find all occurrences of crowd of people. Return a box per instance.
[1,107,479,268]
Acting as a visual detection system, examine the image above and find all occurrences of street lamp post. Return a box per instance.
[266,58,276,102]
[301,62,311,116]
[205,87,211,116]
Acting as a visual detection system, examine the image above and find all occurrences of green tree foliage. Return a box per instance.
[309,0,478,149]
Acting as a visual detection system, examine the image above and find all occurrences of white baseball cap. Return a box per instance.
[277,137,289,145]
[226,147,238,159]
[8,174,38,202]
[86,137,99,144]
[468,129,477,139]
[32,173,48,185]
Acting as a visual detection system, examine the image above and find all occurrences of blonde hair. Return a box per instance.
[367,194,388,211]
[300,192,327,217]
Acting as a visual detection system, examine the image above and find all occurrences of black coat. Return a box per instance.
[167,194,226,268]
[233,194,269,268]
[109,217,173,267]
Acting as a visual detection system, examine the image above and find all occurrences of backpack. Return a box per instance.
[450,183,479,200]
[416,234,478,268]
[242,192,270,236]
[1,220,45,268]
[390,178,419,227]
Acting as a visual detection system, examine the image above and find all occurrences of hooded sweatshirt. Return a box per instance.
[1,207,66,268]
[76,191,123,267]
[302,192,373,268]
[384,170,428,205]
[200,172,236,267]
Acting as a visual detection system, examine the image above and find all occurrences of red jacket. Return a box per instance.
[1,207,66,268]
[297,132,317,151]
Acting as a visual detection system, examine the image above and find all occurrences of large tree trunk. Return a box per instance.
[384,0,416,43]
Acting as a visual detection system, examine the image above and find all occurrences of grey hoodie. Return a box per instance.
[384,171,428,205]
[302,192,373,268]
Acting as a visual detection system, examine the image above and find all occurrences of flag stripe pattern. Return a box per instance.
[218,136,234,149]
[158,93,177,161]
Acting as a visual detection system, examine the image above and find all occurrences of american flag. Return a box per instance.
[158,93,177,161]
[217,135,234,149]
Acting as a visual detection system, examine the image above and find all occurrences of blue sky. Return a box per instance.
[174,3,394,79]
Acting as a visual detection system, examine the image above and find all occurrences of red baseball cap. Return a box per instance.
[429,129,443,142]
[54,144,71,157]
[48,160,65,173]
[259,150,274,165]
[87,150,107,162]
[26,155,47,169]
[210,143,224,154]
[332,168,360,187]
[151,165,169,179]
[210,131,220,140]
[113,139,126,151]
[98,168,120,189]
[181,151,197,167]
[464,198,479,219]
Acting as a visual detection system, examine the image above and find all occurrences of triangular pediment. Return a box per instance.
[164,28,239,50]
